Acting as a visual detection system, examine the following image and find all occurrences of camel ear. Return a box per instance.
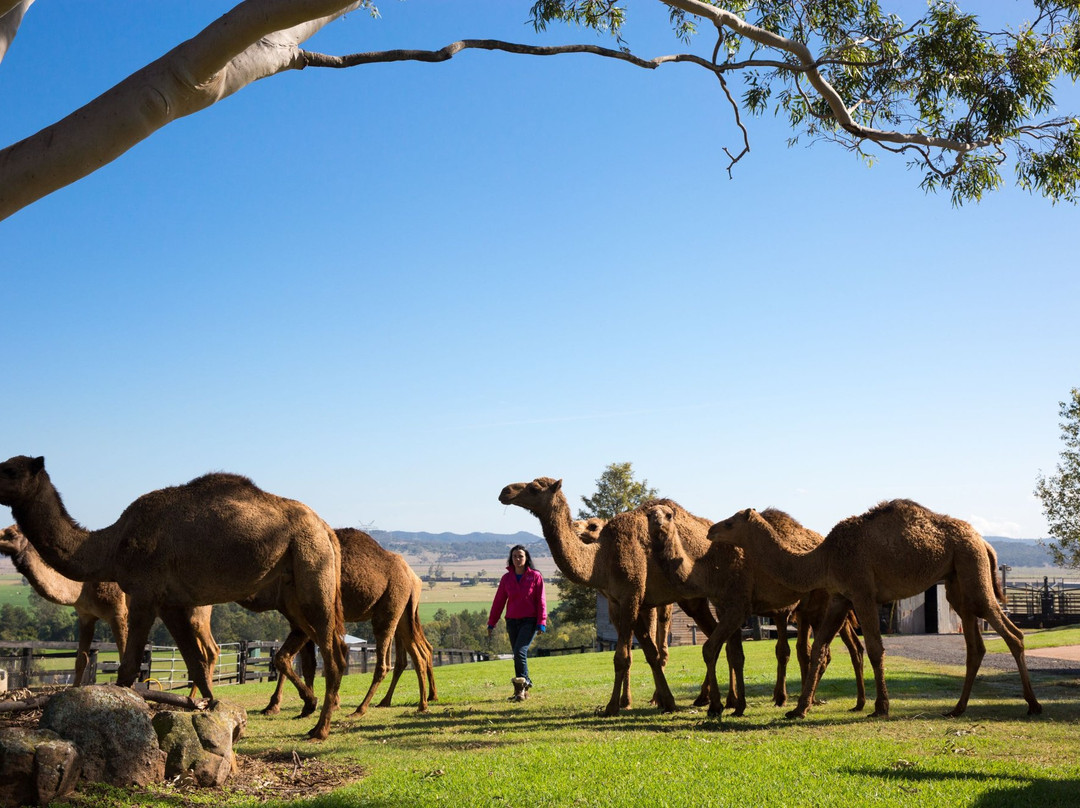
[30,457,45,474]
[553,479,563,493]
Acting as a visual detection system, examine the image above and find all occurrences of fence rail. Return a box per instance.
[1002,576,1080,628]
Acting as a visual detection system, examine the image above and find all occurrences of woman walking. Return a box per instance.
[488,544,547,701]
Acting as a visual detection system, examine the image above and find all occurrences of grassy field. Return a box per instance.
[0,573,31,608]
[415,580,561,623]
[46,636,1080,807]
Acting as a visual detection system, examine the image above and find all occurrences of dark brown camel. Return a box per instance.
[0,455,347,739]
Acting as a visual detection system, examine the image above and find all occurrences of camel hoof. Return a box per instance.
[849,703,866,713]
[1028,702,1043,716]
[598,703,620,717]
[706,706,724,719]
[692,695,710,708]
[784,708,807,720]
[261,705,281,716]
[298,702,318,719]
[351,706,369,718]
[868,710,890,719]
[773,696,787,708]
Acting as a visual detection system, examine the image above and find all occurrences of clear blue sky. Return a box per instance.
[2,2,1077,540]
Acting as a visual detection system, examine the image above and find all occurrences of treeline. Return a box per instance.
[0,593,592,655]
[421,608,595,653]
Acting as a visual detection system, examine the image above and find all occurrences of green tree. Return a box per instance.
[550,462,659,625]
[1035,388,1080,567]
[578,462,660,521]
[3,2,1080,219]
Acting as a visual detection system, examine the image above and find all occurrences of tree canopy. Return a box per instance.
[1035,388,1080,567]
[2,0,1079,220]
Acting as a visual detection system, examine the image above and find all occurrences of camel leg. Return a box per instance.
[606,597,632,710]
[946,579,1041,717]
[849,596,889,718]
[837,617,867,711]
[354,605,404,716]
[980,607,1041,716]
[700,605,751,718]
[286,573,347,741]
[772,613,791,707]
[725,629,747,717]
[74,615,97,686]
[159,605,218,699]
[632,609,677,713]
[787,595,849,719]
[680,599,718,707]
[947,610,987,718]
[648,604,673,706]
[376,633,408,709]
[603,597,639,716]
[266,629,319,717]
[115,601,157,689]
[413,620,438,703]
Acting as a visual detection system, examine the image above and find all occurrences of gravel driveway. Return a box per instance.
[882,633,1080,673]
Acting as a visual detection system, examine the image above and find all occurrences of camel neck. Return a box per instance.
[5,540,84,605]
[536,495,600,589]
[12,477,110,583]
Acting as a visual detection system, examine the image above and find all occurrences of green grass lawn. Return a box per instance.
[52,639,1080,808]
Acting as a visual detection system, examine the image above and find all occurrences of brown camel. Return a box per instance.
[241,527,437,717]
[0,455,347,740]
[646,505,866,713]
[499,477,726,716]
[0,523,128,685]
[707,499,1041,719]
[563,516,716,708]
[0,524,222,695]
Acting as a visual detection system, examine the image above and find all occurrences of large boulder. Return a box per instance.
[0,727,80,807]
[39,685,165,787]
[153,699,247,787]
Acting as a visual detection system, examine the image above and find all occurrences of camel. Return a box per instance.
[0,524,222,695]
[0,523,128,685]
[646,505,866,713]
[0,455,347,740]
[240,527,437,717]
[707,499,1042,719]
[499,477,728,716]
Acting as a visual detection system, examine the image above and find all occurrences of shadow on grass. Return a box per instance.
[847,766,1080,808]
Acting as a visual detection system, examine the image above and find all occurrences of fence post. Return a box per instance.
[238,640,248,685]
[21,646,32,689]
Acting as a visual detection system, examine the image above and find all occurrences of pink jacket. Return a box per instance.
[488,566,547,628]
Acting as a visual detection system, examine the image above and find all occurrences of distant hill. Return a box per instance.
[984,536,1061,570]
[370,530,547,560]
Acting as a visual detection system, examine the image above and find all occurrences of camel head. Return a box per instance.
[498,477,563,515]
[0,455,47,508]
[707,508,775,546]
[572,517,606,543]
[0,523,27,556]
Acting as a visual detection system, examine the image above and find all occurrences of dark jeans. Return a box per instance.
[505,617,538,684]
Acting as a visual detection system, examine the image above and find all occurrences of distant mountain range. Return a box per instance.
[984,536,1058,569]
[370,530,542,545]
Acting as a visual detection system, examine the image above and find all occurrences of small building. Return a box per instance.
[595,595,706,647]
[890,583,962,634]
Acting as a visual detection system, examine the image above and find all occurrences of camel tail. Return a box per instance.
[984,541,1006,604]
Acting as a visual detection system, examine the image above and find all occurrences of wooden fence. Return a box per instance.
[0,640,497,692]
